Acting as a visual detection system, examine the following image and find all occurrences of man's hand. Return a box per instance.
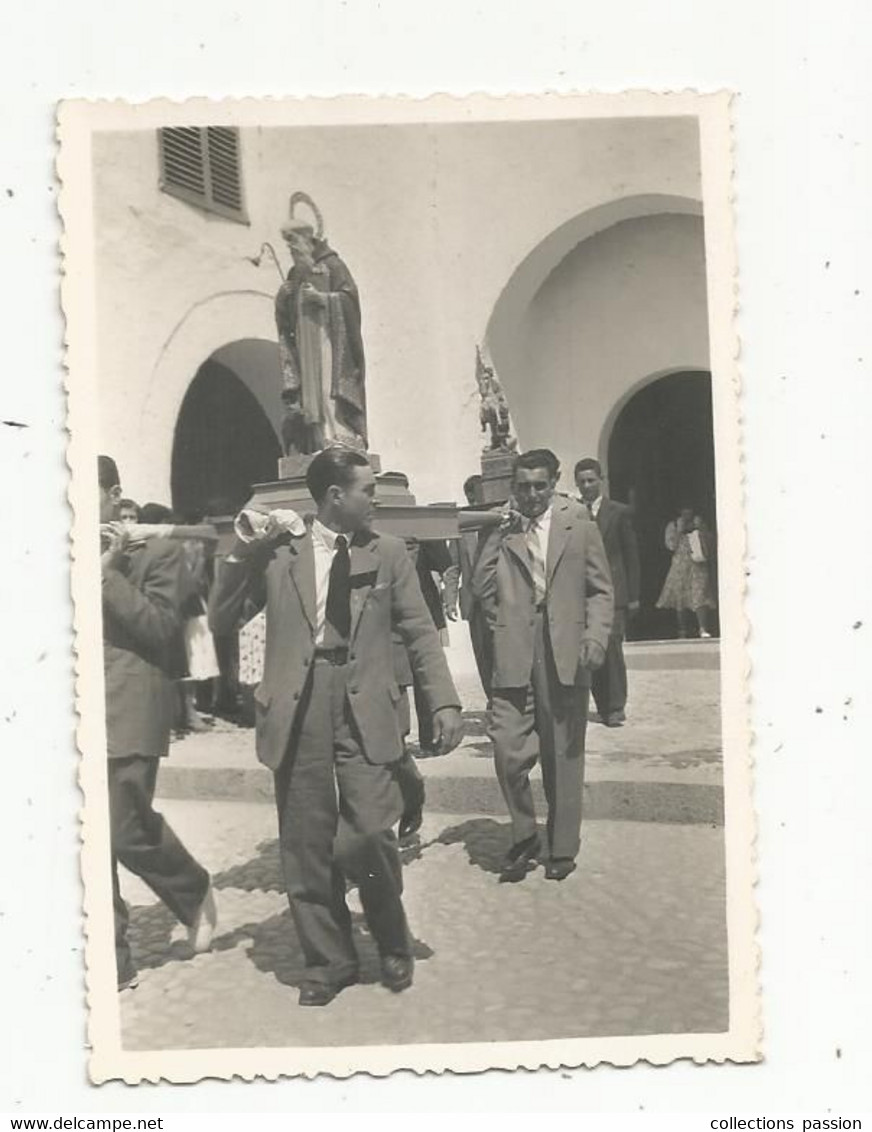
[499,496,523,533]
[431,707,465,754]
[580,639,607,671]
[628,600,641,617]
[444,602,458,622]
[100,522,130,572]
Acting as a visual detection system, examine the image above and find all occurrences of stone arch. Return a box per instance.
[484,193,703,391]
[597,364,709,475]
[139,290,279,500]
[170,352,283,519]
[481,197,709,493]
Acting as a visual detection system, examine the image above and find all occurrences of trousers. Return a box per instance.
[591,606,628,717]
[489,610,588,860]
[273,658,409,986]
[108,754,210,985]
[467,602,494,703]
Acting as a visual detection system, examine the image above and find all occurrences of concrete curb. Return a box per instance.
[156,763,723,825]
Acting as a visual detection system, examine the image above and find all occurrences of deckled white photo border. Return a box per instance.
[58,90,758,1083]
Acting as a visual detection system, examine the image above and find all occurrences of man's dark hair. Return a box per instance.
[306,446,370,503]
[119,498,140,516]
[574,457,602,479]
[98,455,120,491]
[139,502,175,524]
[513,448,560,480]
[463,474,483,494]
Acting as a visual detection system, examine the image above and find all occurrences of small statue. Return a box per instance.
[476,346,517,452]
[272,192,368,456]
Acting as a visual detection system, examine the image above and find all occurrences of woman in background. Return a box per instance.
[656,506,717,639]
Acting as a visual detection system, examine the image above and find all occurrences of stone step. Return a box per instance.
[156,734,723,826]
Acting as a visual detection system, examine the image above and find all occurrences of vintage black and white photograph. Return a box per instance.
[60,92,756,1081]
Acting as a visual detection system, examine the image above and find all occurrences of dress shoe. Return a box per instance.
[545,858,577,881]
[117,974,139,993]
[604,711,625,728]
[499,833,541,882]
[298,971,359,1007]
[381,954,414,993]
[186,883,218,953]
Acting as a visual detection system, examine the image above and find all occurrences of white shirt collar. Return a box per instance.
[525,503,553,532]
[312,518,350,551]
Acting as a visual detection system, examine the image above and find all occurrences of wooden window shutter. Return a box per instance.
[158,126,248,223]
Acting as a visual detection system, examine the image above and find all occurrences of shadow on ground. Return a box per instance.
[128,834,438,981]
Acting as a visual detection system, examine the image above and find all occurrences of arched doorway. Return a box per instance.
[606,370,718,640]
[171,358,282,519]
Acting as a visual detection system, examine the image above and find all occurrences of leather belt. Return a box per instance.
[313,646,349,665]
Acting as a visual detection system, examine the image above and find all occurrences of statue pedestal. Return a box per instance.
[479,447,516,505]
[277,452,382,479]
[208,452,505,553]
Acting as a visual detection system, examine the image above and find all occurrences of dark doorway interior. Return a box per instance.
[171,359,281,520]
[607,370,718,641]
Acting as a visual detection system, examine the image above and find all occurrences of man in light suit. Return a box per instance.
[574,458,641,727]
[209,447,464,1006]
[100,456,216,992]
[473,449,613,883]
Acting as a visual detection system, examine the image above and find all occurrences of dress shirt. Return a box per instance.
[524,504,553,603]
[524,505,553,560]
[588,495,603,519]
[311,518,352,646]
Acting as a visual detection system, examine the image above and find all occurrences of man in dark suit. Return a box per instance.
[99,456,216,992]
[574,458,641,728]
[473,449,613,883]
[407,537,454,754]
[443,474,494,706]
[209,447,464,1005]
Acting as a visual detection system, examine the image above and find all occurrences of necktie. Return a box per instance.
[325,534,351,640]
[587,502,594,519]
[527,520,547,605]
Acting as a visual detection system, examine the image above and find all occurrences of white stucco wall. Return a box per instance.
[93,116,705,504]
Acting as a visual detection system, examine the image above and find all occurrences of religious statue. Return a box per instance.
[476,346,517,452]
[274,193,367,456]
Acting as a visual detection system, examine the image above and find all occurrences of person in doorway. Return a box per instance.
[473,448,613,883]
[443,474,494,708]
[209,447,463,1005]
[656,507,717,638]
[574,457,640,727]
[99,457,216,992]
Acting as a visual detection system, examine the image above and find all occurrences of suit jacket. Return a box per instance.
[444,531,482,621]
[102,537,185,759]
[472,495,614,689]
[594,498,640,610]
[209,525,460,770]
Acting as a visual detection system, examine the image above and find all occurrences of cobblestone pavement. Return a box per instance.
[119,801,728,1051]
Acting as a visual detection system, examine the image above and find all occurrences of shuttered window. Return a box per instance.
[158,126,248,223]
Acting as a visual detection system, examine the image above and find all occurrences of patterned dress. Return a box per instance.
[656,522,716,613]
[238,610,266,687]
